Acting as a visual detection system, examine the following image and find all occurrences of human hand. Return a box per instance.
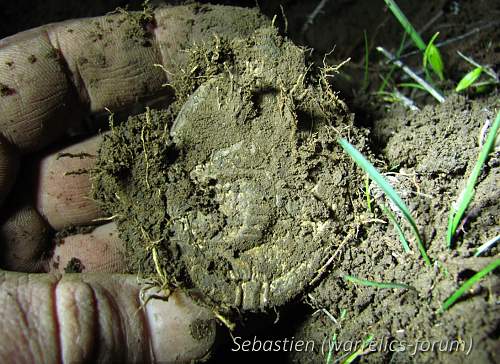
[0,5,257,362]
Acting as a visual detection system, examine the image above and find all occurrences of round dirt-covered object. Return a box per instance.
[93,24,368,313]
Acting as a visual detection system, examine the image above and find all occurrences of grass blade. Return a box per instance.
[383,0,425,50]
[474,235,500,257]
[447,111,500,247]
[457,50,498,82]
[362,30,370,91]
[343,275,415,290]
[456,66,483,92]
[380,204,411,253]
[341,334,374,364]
[439,258,500,313]
[377,46,445,103]
[423,32,445,81]
[338,138,431,265]
[398,82,426,91]
[325,332,337,364]
[379,33,407,93]
[365,175,372,212]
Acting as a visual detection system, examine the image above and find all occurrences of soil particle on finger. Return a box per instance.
[56,152,95,160]
[44,48,60,60]
[105,2,155,46]
[190,318,215,341]
[64,257,85,273]
[0,83,16,97]
[53,225,96,246]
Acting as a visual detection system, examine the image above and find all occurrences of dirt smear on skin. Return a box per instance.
[290,94,500,364]
[92,14,372,316]
[64,257,85,273]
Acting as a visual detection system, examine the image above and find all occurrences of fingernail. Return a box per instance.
[144,290,216,363]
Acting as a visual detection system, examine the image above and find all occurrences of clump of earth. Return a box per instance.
[92,20,370,314]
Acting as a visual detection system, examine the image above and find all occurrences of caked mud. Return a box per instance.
[92,20,369,313]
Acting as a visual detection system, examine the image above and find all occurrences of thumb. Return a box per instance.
[0,271,216,363]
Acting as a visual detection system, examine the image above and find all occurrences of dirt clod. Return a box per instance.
[64,257,85,273]
[92,24,368,314]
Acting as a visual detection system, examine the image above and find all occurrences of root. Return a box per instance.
[213,310,236,331]
[141,107,152,189]
[309,229,354,287]
[141,226,169,289]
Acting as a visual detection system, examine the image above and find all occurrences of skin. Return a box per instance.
[0,5,243,363]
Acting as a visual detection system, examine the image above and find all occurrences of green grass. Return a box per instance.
[325,309,348,364]
[362,30,370,91]
[365,175,372,212]
[380,204,411,253]
[446,111,500,247]
[456,66,483,92]
[383,0,425,50]
[456,51,499,92]
[340,308,347,320]
[376,46,445,103]
[398,82,427,91]
[343,275,415,290]
[338,138,431,265]
[384,0,444,81]
[379,33,407,93]
[325,332,337,364]
[439,258,500,313]
[423,32,444,81]
[341,334,374,364]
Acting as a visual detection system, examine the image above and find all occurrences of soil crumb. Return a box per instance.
[64,257,85,273]
[53,225,96,246]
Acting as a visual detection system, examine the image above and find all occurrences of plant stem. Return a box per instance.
[439,258,500,312]
[383,0,426,50]
[377,46,445,103]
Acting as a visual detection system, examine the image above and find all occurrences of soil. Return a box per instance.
[64,257,85,273]
[290,93,500,364]
[2,1,499,363]
[92,23,370,314]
